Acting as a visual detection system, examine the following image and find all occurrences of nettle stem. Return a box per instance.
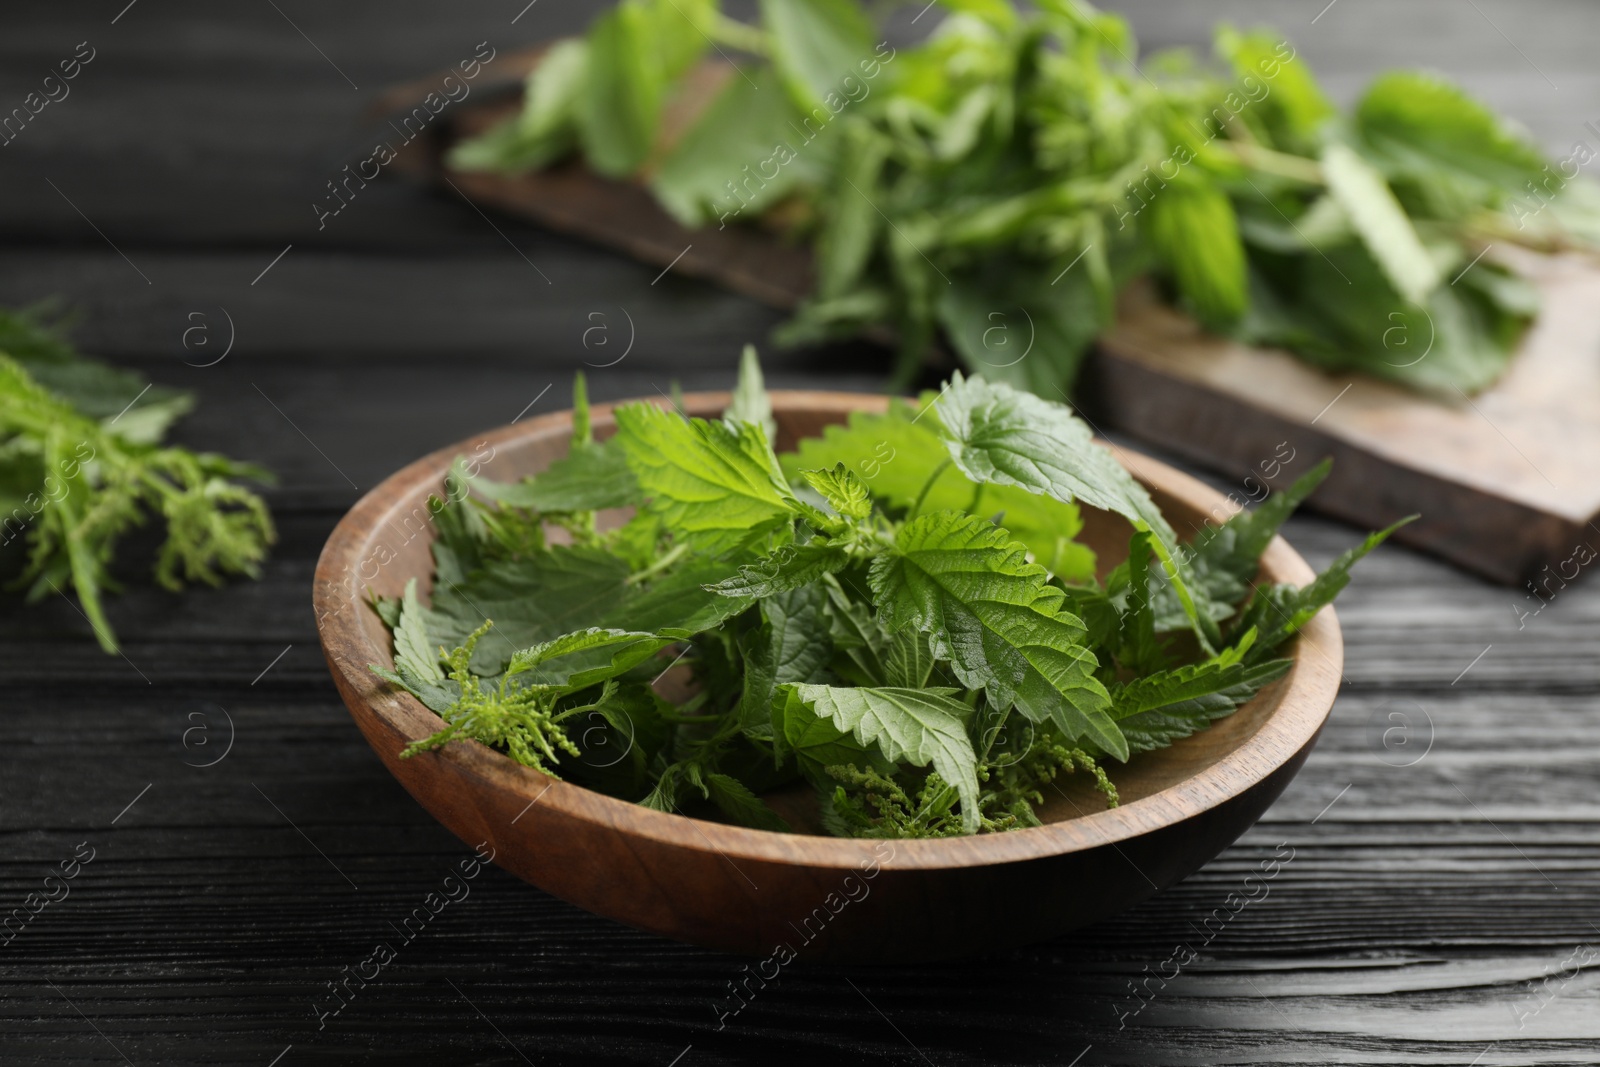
[627,541,688,585]
[907,458,953,520]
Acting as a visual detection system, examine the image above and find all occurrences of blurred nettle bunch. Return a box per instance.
[0,307,274,652]
[456,0,1600,395]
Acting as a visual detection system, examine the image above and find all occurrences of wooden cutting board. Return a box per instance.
[374,47,1600,588]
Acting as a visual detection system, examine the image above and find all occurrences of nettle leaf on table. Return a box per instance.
[653,68,829,229]
[870,510,1125,760]
[937,254,1108,399]
[1355,70,1550,198]
[447,38,587,173]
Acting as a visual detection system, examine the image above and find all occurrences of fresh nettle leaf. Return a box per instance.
[504,627,673,691]
[1180,458,1332,609]
[1321,142,1441,306]
[1114,656,1293,755]
[781,399,1096,582]
[613,402,796,555]
[934,374,1174,546]
[757,0,875,113]
[738,581,833,740]
[575,1,665,177]
[374,357,1393,840]
[870,510,1125,759]
[800,463,873,521]
[1244,515,1416,659]
[1146,181,1248,329]
[724,344,778,444]
[783,683,983,833]
[454,0,1595,396]
[706,541,851,598]
[394,578,445,683]
[706,772,792,832]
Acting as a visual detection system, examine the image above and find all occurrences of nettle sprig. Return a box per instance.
[455,0,1600,396]
[373,352,1406,838]
[0,308,274,652]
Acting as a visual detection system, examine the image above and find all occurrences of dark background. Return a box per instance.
[3,2,1598,1064]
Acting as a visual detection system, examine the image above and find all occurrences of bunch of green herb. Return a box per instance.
[0,305,275,652]
[455,0,1599,396]
[372,352,1403,838]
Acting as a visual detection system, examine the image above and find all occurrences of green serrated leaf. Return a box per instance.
[775,684,894,780]
[705,541,850,598]
[800,462,873,520]
[425,545,634,674]
[1180,457,1332,609]
[614,402,795,555]
[1248,515,1415,659]
[740,581,834,741]
[724,344,777,444]
[705,772,792,832]
[606,553,759,638]
[1356,70,1549,196]
[505,626,672,691]
[1146,180,1248,329]
[934,373,1174,547]
[394,577,444,683]
[784,683,982,832]
[781,398,1096,582]
[457,440,638,515]
[869,510,1125,759]
[652,67,822,228]
[882,627,936,688]
[1114,658,1292,754]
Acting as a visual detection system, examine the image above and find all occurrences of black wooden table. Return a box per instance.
[4,2,1598,1063]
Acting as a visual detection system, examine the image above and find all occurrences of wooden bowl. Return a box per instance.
[314,391,1341,962]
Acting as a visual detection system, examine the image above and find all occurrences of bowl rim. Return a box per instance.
[314,389,1342,873]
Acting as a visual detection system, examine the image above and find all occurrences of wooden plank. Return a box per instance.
[1091,264,1600,587]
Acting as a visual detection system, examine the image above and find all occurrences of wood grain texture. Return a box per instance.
[4,1,1600,1062]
